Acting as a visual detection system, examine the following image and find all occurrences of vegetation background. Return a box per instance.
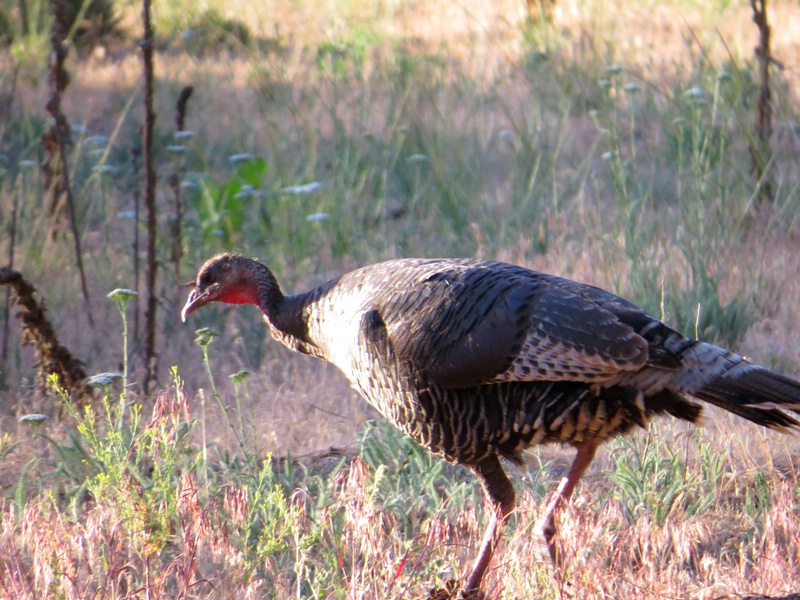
[0,0,799,598]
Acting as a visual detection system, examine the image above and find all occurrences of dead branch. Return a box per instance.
[169,85,194,282]
[0,267,91,401]
[142,0,157,392]
[41,0,94,323]
[749,0,775,203]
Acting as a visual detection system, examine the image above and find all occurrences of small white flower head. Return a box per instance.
[118,210,138,219]
[167,145,186,154]
[623,82,641,95]
[229,370,251,384]
[407,153,429,163]
[684,87,704,100]
[195,327,220,349]
[85,135,109,147]
[228,153,255,163]
[107,289,138,311]
[306,212,330,222]
[20,414,48,426]
[71,124,89,134]
[234,185,256,199]
[108,288,139,302]
[181,180,199,190]
[92,164,118,174]
[498,130,515,141]
[174,130,195,140]
[88,372,124,388]
[599,79,612,90]
[89,148,107,157]
[211,229,225,238]
[18,160,36,168]
[606,64,622,75]
[716,70,731,82]
[601,150,620,161]
[282,181,323,194]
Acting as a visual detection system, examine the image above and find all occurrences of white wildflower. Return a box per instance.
[282,181,323,194]
[623,82,641,94]
[85,135,109,147]
[684,87,704,99]
[20,414,48,425]
[87,372,124,387]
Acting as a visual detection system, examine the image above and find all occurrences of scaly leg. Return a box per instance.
[536,440,598,570]
[461,455,516,599]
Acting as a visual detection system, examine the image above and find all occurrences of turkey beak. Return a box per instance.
[181,288,208,322]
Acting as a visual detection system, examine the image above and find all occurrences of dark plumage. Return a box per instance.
[182,253,800,597]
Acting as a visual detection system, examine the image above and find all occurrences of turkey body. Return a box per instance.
[182,254,800,598]
[278,257,796,459]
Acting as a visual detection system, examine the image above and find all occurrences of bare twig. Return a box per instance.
[1,66,20,363]
[749,0,774,204]
[169,85,194,282]
[41,0,93,325]
[0,64,19,134]
[0,267,91,401]
[1,182,19,364]
[141,0,157,392]
[130,141,142,354]
[17,0,30,36]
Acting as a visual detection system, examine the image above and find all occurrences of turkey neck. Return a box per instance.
[251,261,321,357]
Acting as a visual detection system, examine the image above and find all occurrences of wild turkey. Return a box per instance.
[182,253,800,597]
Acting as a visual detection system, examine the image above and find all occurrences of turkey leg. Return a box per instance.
[536,440,598,569]
[461,455,516,598]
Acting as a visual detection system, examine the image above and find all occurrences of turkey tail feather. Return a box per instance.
[673,341,800,431]
[703,365,800,412]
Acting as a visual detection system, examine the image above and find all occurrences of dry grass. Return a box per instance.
[1,403,799,598]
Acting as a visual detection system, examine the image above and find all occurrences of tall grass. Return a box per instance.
[3,368,799,597]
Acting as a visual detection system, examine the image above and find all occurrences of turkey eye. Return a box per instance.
[199,272,213,286]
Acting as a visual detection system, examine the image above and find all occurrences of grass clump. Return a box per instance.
[182,8,251,55]
[608,425,727,525]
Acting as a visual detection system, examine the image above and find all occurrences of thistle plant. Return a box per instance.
[18,413,48,431]
[106,288,139,431]
[195,329,259,473]
[195,326,221,399]
[107,288,138,394]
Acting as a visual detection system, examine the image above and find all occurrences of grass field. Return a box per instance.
[1,0,800,597]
